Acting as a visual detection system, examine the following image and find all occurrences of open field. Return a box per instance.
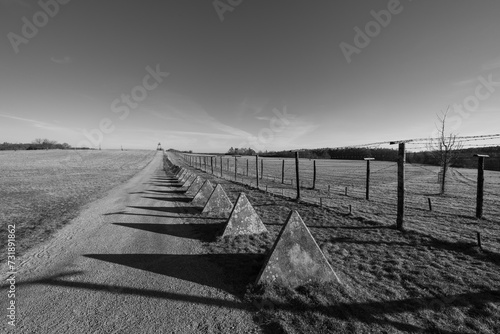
[175,153,500,333]
[189,155,500,254]
[1,150,497,333]
[0,149,156,262]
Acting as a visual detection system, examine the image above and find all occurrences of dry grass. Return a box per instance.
[0,149,155,261]
[203,156,500,253]
[183,157,500,334]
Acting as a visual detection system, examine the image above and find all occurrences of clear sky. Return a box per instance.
[1,0,499,152]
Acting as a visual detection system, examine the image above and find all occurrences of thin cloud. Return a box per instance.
[157,102,254,139]
[0,113,71,132]
[50,56,73,64]
[113,126,238,139]
[145,108,180,121]
[452,78,476,87]
[482,58,500,71]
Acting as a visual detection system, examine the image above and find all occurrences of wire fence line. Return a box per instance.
[179,153,499,223]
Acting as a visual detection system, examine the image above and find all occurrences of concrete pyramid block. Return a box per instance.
[180,171,190,183]
[202,184,233,217]
[222,193,267,237]
[185,176,204,197]
[191,180,214,207]
[177,169,186,180]
[182,174,196,188]
[256,210,341,288]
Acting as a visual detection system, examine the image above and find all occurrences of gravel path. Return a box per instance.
[1,151,261,334]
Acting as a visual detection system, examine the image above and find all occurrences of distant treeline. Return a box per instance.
[257,147,500,171]
[0,139,73,151]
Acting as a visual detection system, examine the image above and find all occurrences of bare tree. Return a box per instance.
[427,107,463,194]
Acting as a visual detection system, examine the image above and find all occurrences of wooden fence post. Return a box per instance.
[255,155,259,188]
[260,159,263,179]
[211,156,213,174]
[396,143,406,230]
[312,160,317,190]
[474,154,489,218]
[295,151,301,200]
[220,156,223,177]
[246,159,249,176]
[281,159,285,184]
[364,158,374,200]
[234,156,238,181]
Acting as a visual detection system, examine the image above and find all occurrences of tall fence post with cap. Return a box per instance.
[397,143,406,229]
[391,140,408,230]
[474,154,489,218]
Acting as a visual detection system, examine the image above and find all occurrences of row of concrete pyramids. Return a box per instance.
[174,167,341,288]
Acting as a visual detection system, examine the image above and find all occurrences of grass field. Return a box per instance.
[0,149,156,262]
[177,154,500,333]
[192,155,500,253]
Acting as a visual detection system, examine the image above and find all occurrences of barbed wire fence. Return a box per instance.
[177,134,499,249]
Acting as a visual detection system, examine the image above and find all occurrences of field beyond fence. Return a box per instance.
[181,154,500,254]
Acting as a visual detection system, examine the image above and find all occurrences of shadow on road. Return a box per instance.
[104,211,220,220]
[148,183,184,188]
[7,270,250,309]
[112,222,224,242]
[128,205,201,215]
[142,196,192,203]
[144,189,186,194]
[84,253,265,295]
[8,269,499,334]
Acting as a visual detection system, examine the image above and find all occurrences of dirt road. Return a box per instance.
[1,151,261,333]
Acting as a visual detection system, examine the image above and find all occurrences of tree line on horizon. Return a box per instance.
[0,139,73,151]
[226,146,499,171]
